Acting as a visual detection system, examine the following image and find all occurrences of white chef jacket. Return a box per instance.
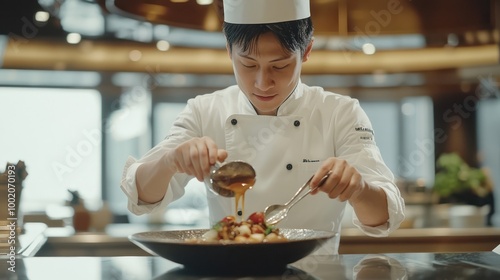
[121,82,405,254]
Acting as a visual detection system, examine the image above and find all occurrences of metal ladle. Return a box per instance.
[204,161,256,197]
[264,171,331,226]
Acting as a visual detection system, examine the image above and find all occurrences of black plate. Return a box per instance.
[129,228,337,275]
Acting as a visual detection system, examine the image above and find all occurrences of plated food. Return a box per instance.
[129,228,338,274]
[187,212,287,243]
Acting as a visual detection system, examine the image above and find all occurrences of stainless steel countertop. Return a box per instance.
[2,252,500,279]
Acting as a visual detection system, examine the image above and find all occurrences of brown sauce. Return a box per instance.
[224,178,256,218]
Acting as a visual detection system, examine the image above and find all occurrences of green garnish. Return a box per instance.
[264,226,274,235]
[212,222,222,231]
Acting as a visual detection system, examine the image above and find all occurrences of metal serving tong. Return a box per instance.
[264,171,332,226]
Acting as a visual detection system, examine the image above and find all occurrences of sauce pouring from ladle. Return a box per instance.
[204,160,256,217]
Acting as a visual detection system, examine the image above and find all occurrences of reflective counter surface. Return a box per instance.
[2,251,500,280]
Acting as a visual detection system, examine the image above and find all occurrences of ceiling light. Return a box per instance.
[401,102,415,116]
[129,50,142,61]
[476,31,490,44]
[66,33,81,44]
[156,40,171,51]
[362,43,376,55]
[447,34,459,47]
[196,0,213,5]
[35,11,50,22]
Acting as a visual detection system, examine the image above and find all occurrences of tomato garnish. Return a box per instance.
[248,211,265,224]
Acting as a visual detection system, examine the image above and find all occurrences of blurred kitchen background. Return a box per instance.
[1,0,500,232]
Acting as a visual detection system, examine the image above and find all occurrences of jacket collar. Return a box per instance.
[277,81,303,116]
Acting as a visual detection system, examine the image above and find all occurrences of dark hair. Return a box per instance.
[223,18,314,56]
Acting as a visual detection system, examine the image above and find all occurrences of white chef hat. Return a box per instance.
[223,0,311,24]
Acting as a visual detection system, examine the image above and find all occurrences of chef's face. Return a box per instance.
[229,32,312,116]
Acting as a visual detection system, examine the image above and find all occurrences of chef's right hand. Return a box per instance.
[167,136,228,181]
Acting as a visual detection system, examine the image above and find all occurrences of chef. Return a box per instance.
[121,0,405,254]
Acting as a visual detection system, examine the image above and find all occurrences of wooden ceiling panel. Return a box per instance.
[102,0,496,36]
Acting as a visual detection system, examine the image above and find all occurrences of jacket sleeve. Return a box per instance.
[333,98,405,237]
[120,99,201,215]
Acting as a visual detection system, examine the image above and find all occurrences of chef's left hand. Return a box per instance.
[309,157,366,203]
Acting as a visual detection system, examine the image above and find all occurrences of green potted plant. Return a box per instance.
[433,153,495,226]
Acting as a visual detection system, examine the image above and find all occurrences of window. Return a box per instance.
[103,87,152,216]
[361,97,435,186]
[360,101,399,176]
[477,99,500,226]
[0,87,101,211]
[152,102,209,226]
[399,97,435,185]
[153,103,186,144]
